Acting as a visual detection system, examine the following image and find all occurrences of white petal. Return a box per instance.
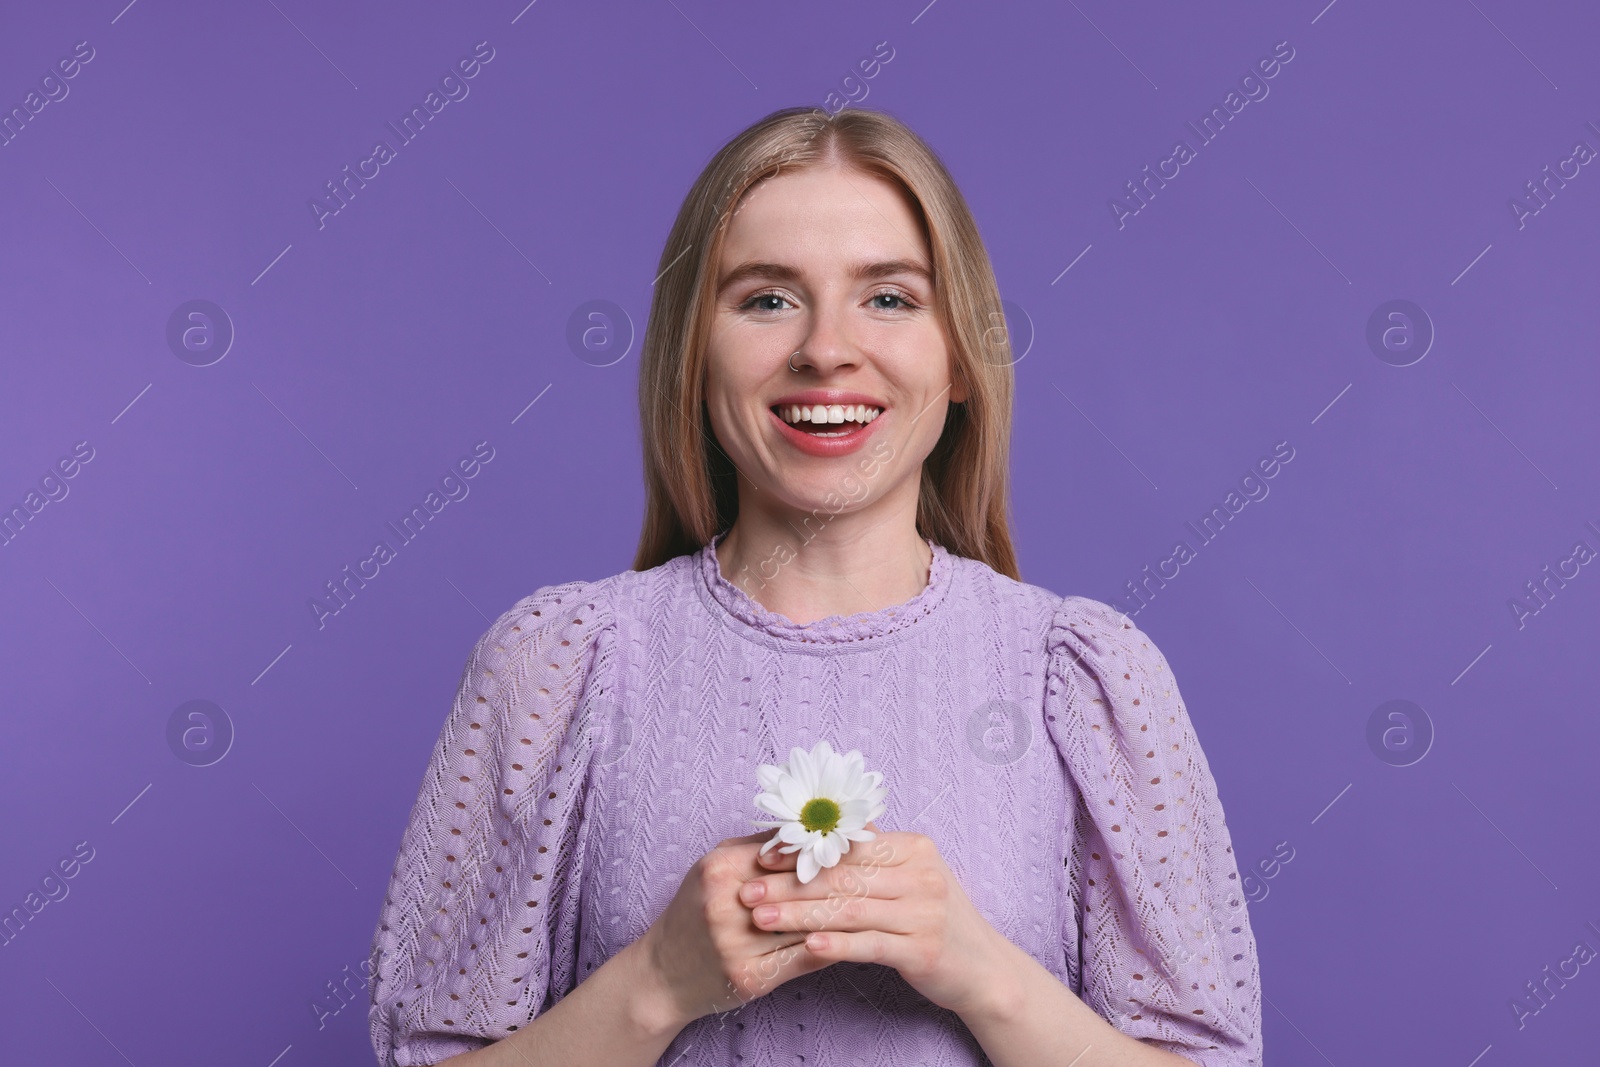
[818,752,846,799]
[841,827,876,843]
[756,793,800,821]
[810,740,836,781]
[815,833,842,867]
[808,742,833,780]
[840,758,866,797]
[790,746,816,791]
[839,797,873,821]
[778,822,811,845]
[756,764,786,794]
[778,776,810,819]
[798,847,821,884]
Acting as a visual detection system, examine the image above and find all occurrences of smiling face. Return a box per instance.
[703,163,966,525]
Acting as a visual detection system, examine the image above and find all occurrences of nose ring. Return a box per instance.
[788,350,802,372]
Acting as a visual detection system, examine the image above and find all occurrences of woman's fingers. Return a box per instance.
[755,845,793,870]
[798,928,905,968]
[745,847,902,907]
[730,930,833,999]
[747,891,916,936]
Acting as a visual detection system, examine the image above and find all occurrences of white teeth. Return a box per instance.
[777,403,883,427]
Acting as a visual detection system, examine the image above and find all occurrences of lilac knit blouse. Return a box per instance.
[367,532,1263,1066]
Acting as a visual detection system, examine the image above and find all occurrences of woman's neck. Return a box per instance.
[716,506,934,626]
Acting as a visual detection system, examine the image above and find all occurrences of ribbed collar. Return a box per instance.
[694,529,954,648]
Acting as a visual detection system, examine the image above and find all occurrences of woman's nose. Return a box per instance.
[790,307,858,373]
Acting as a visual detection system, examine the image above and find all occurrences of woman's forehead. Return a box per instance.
[719,177,928,273]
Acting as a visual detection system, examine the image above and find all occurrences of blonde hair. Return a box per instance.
[632,105,1019,580]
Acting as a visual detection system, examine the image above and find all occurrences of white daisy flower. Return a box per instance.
[752,739,887,884]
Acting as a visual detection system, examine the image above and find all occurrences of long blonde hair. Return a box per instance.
[632,105,1019,580]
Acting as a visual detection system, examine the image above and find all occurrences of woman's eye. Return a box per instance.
[738,290,919,313]
[740,292,794,312]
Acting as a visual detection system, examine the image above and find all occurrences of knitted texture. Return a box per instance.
[368,532,1262,1065]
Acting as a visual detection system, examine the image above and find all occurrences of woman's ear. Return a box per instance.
[949,373,968,404]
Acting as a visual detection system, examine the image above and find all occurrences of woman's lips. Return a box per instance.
[768,406,884,458]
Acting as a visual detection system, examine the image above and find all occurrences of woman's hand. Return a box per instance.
[632,831,836,1032]
[737,822,1016,1018]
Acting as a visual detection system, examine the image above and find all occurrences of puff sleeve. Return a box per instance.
[1044,595,1263,1065]
[368,580,611,1067]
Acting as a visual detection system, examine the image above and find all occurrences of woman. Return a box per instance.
[368,106,1262,1067]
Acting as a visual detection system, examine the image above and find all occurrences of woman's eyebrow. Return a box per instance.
[716,259,933,293]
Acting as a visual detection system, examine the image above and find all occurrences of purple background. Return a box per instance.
[3,0,1597,1063]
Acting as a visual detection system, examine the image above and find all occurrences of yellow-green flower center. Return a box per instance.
[799,797,841,834]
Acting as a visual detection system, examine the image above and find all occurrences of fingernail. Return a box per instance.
[742,881,765,902]
[754,905,778,924]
